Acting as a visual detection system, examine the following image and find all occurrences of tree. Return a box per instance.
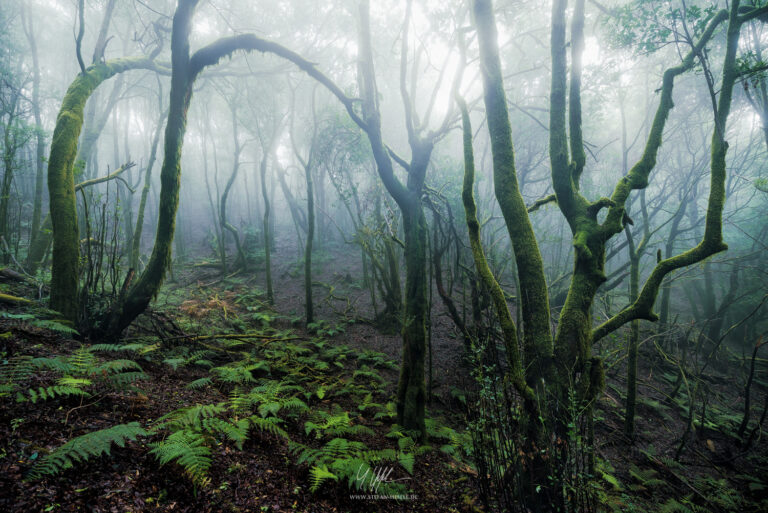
[289,83,319,325]
[461,0,767,507]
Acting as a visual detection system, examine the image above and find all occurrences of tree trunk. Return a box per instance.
[395,194,428,437]
[220,105,246,272]
[131,105,166,270]
[260,153,273,304]
[22,9,46,262]
[47,57,162,321]
[101,1,200,335]
[303,159,315,325]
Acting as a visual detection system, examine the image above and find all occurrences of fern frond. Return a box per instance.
[154,402,227,431]
[30,319,79,335]
[0,356,35,395]
[203,417,250,449]
[19,385,89,403]
[56,376,92,387]
[309,465,338,492]
[27,422,146,480]
[398,452,415,474]
[68,348,97,374]
[31,356,75,374]
[353,366,384,383]
[107,371,149,387]
[211,364,256,384]
[248,415,289,439]
[95,359,143,374]
[150,429,212,486]
[186,377,213,389]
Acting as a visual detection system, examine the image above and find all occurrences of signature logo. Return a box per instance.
[355,464,411,493]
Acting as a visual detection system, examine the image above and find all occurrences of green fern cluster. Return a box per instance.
[291,435,414,493]
[289,409,416,493]
[357,349,396,370]
[163,349,215,371]
[2,347,148,403]
[150,429,213,486]
[304,410,374,439]
[27,422,147,480]
[0,312,78,336]
[149,398,291,486]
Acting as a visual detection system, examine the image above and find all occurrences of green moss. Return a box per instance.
[458,96,539,413]
[47,57,164,321]
[473,0,553,384]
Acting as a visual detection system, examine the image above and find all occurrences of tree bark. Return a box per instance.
[47,57,163,320]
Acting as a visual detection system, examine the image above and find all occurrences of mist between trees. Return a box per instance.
[1,1,767,512]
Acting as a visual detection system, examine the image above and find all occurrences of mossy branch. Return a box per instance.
[74,162,135,192]
[526,194,557,213]
[457,94,535,407]
[600,9,729,239]
[473,0,553,372]
[592,5,744,344]
[188,34,367,133]
[0,293,33,305]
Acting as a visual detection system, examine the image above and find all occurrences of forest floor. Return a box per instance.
[1,236,767,512]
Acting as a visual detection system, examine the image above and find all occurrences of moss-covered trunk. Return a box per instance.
[472,0,553,385]
[101,1,199,335]
[47,57,161,321]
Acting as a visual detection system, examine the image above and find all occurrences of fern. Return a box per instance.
[150,430,212,486]
[248,415,289,439]
[186,377,213,389]
[96,359,143,374]
[658,498,702,513]
[0,355,35,397]
[629,464,665,491]
[154,402,227,431]
[211,363,261,383]
[27,422,147,480]
[357,350,396,370]
[31,319,79,335]
[107,371,149,387]
[163,350,215,371]
[353,366,384,383]
[373,401,397,420]
[89,342,157,354]
[18,385,89,403]
[0,312,78,336]
[203,417,250,449]
[309,465,339,491]
[304,410,374,439]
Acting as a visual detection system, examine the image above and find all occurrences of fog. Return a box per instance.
[1,1,767,511]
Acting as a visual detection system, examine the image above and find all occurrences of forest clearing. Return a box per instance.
[1,0,767,511]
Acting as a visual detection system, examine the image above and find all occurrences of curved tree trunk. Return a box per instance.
[220,104,246,273]
[101,0,200,335]
[47,57,163,320]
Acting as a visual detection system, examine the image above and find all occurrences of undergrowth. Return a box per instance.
[2,295,472,497]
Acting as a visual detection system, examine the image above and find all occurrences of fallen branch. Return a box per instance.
[156,332,300,343]
[0,293,33,305]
